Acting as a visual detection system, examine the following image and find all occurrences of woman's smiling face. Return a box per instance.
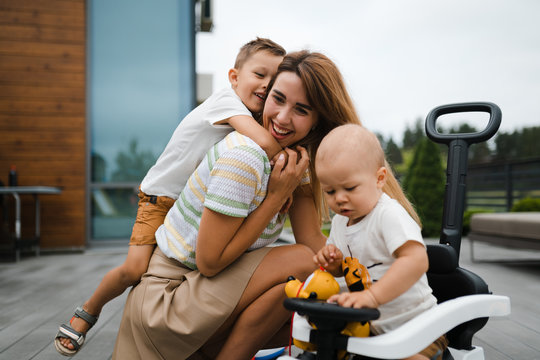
[263,71,317,148]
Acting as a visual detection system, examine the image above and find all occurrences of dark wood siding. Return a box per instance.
[0,0,86,248]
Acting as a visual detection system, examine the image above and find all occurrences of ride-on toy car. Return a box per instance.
[278,102,511,360]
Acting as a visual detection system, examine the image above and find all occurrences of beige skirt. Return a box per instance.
[112,246,272,360]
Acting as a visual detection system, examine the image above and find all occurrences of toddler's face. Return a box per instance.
[229,51,283,114]
[317,153,386,226]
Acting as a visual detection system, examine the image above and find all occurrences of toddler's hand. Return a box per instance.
[327,290,379,309]
[313,244,343,274]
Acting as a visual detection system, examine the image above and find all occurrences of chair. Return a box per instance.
[0,180,14,260]
[279,102,511,360]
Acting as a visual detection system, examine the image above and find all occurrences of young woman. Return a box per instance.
[112,51,416,360]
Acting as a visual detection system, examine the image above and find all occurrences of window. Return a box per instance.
[88,0,195,242]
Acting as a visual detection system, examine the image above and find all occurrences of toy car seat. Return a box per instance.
[280,102,511,360]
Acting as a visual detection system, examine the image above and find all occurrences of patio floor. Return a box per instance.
[0,237,539,360]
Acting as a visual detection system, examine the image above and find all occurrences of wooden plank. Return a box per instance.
[0,54,84,73]
[477,323,540,359]
[0,0,86,250]
[472,338,512,360]
[0,138,86,152]
[0,151,85,164]
[0,152,86,163]
[0,161,86,176]
[1,241,539,359]
[0,40,85,59]
[0,98,84,116]
[0,0,84,13]
[0,70,85,86]
[0,154,85,167]
[1,192,86,248]
[0,24,85,44]
[0,135,85,153]
[0,252,124,358]
[1,130,85,142]
[0,84,85,100]
[426,238,540,360]
[0,252,110,325]
[0,115,85,131]
[0,9,85,29]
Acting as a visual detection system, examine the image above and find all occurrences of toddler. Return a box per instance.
[313,124,448,360]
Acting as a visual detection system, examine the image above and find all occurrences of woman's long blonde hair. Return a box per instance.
[266,50,420,226]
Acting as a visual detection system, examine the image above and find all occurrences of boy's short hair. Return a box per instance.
[234,37,286,69]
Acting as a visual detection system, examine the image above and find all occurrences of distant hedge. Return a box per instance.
[511,197,540,212]
[462,209,493,235]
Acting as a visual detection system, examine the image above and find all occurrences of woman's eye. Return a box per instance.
[295,107,308,115]
[273,95,284,103]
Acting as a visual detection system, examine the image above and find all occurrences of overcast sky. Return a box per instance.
[196,0,540,144]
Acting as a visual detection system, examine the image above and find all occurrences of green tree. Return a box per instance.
[404,138,445,237]
[402,117,425,149]
[494,126,540,161]
[516,126,540,159]
[401,137,421,191]
[111,139,157,182]
[493,131,518,161]
[385,137,403,166]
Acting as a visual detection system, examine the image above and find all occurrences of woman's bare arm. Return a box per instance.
[196,148,309,277]
[288,185,327,254]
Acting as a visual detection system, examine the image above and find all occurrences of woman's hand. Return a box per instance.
[269,149,288,167]
[266,146,309,208]
[279,195,293,214]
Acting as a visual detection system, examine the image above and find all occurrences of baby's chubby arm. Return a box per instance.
[328,240,428,309]
[314,244,344,277]
[227,115,283,160]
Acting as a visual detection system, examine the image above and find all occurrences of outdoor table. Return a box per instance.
[0,186,62,261]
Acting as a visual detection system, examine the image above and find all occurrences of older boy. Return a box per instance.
[55,37,286,356]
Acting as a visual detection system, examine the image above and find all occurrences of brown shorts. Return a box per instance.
[419,334,449,359]
[129,191,175,246]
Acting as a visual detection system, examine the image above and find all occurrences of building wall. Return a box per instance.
[0,0,87,248]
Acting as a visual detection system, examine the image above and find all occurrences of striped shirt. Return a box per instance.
[155,132,286,269]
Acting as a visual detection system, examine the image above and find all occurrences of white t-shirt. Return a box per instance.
[327,193,437,334]
[140,87,252,199]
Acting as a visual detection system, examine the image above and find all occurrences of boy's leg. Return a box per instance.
[58,191,174,351]
[59,244,155,350]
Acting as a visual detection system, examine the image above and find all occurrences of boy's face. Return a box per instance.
[229,50,283,114]
[317,152,386,226]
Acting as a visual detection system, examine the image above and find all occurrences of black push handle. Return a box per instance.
[426,102,501,145]
[424,102,501,260]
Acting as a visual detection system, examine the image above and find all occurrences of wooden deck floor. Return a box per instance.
[0,238,539,360]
